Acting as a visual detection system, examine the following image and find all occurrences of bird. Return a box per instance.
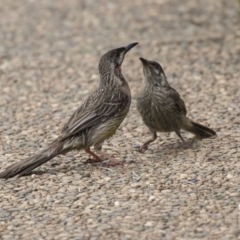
[136,57,216,153]
[0,42,138,178]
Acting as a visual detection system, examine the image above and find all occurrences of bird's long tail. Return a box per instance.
[0,142,64,179]
[183,119,216,140]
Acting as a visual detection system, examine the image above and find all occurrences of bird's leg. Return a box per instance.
[85,148,123,166]
[96,150,124,166]
[139,132,157,153]
[175,130,189,149]
[85,148,103,163]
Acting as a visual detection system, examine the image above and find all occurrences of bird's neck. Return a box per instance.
[143,75,170,89]
[99,70,127,88]
[141,78,170,95]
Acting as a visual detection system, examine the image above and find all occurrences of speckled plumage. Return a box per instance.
[137,58,216,152]
[0,43,138,178]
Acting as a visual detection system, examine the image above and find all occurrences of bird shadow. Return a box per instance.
[20,160,109,177]
[145,137,203,155]
[20,139,203,177]
[162,139,198,149]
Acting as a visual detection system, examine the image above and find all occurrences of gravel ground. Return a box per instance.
[0,0,240,239]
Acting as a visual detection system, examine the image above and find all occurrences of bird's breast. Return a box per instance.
[137,89,181,132]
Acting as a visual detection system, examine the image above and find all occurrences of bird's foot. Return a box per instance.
[182,142,191,149]
[85,157,104,164]
[138,144,148,153]
[84,148,105,164]
[96,150,124,166]
[106,158,124,166]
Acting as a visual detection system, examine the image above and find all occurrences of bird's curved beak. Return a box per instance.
[124,42,138,54]
[139,57,149,66]
[116,43,138,72]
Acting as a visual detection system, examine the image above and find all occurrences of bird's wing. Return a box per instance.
[60,88,129,139]
[168,87,187,115]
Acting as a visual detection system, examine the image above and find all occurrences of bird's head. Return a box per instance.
[99,42,138,77]
[139,58,169,87]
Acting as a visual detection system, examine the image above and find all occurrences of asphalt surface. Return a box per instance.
[0,0,240,239]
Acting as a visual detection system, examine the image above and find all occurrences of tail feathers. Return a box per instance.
[0,143,64,179]
[184,120,216,140]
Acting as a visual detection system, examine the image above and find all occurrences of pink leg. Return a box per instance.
[96,150,124,166]
[85,148,103,163]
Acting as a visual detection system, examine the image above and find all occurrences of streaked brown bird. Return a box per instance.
[0,42,138,178]
[137,57,216,153]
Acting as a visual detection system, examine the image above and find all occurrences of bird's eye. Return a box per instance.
[153,66,160,75]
